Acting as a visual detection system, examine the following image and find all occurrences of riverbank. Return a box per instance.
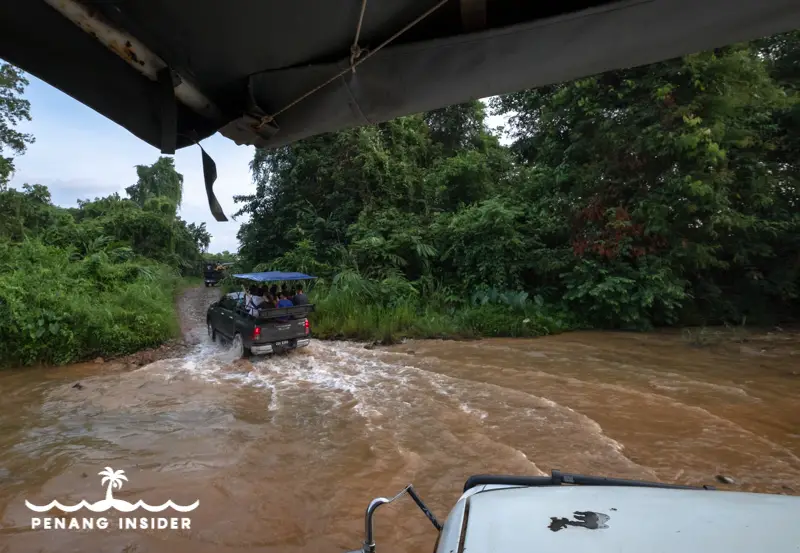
[18,277,793,370]
[0,176,213,369]
[0,268,208,368]
[76,281,222,370]
[308,301,575,344]
[303,280,579,344]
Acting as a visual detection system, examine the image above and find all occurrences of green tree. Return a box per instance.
[235,117,437,268]
[0,182,213,366]
[0,64,215,366]
[433,197,528,292]
[235,103,513,270]
[493,39,799,326]
[0,183,59,240]
[0,62,34,189]
[235,33,800,333]
[125,156,184,213]
[187,222,211,253]
[424,101,487,155]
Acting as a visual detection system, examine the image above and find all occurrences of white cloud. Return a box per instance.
[8,74,255,253]
[170,138,254,253]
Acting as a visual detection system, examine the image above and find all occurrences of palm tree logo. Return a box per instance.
[99,467,128,503]
[25,466,199,513]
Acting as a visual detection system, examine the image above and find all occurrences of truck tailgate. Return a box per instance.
[256,319,308,343]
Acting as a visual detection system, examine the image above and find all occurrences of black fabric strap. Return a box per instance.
[199,144,228,222]
[157,67,177,155]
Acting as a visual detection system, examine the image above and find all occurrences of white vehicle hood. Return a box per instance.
[436,485,800,553]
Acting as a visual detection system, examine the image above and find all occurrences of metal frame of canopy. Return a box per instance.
[231,271,319,299]
[232,272,317,282]
[229,272,317,314]
[2,0,798,223]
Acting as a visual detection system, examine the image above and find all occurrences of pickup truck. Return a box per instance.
[203,262,231,287]
[206,292,314,357]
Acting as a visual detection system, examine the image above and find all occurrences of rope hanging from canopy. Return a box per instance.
[254,0,451,131]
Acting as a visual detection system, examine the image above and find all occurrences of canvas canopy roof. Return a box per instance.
[233,272,317,283]
[2,0,798,221]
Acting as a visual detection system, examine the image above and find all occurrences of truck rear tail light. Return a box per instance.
[304,319,310,335]
[253,326,261,340]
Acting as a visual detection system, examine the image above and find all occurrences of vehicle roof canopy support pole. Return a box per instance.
[41,0,222,123]
[157,67,178,155]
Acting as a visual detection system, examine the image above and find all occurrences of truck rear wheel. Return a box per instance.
[207,322,216,342]
[231,333,249,358]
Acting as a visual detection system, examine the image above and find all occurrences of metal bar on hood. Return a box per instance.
[42,0,222,123]
[357,485,441,553]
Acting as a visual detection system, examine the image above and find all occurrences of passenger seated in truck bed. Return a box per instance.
[247,286,265,316]
[275,292,293,322]
[292,284,309,305]
[276,292,293,309]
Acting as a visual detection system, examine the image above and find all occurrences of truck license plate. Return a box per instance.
[276,340,289,346]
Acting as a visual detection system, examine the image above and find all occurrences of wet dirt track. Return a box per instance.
[0,287,798,553]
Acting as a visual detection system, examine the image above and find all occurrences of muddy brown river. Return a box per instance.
[0,287,798,553]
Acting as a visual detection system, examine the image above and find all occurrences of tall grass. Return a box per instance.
[307,269,574,343]
[0,240,182,367]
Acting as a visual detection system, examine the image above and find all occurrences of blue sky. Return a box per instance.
[8,74,255,253]
[8,74,508,254]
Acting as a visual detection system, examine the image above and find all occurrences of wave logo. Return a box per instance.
[25,467,199,513]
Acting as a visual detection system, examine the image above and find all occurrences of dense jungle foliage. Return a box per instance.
[235,32,800,340]
[2,31,799,362]
[0,69,211,367]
